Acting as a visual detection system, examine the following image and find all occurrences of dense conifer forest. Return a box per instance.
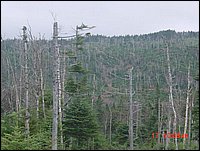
[1,24,199,150]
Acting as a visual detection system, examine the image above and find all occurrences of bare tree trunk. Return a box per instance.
[36,91,39,119]
[91,74,96,109]
[59,48,66,149]
[183,63,190,149]
[166,43,178,150]
[40,68,46,119]
[19,59,23,111]
[32,44,40,120]
[104,116,108,138]
[129,67,134,150]
[52,22,60,150]
[23,26,30,137]
[58,91,63,149]
[165,116,171,150]
[160,103,164,145]
[158,98,161,144]
[108,105,112,145]
[36,45,46,119]
[136,102,139,139]
[58,72,63,149]
[61,49,66,106]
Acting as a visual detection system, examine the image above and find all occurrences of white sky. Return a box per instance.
[1,1,199,39]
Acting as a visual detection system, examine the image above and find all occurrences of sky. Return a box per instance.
[1,1,199,39]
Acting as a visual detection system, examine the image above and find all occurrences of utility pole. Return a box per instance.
[129,67,133,150]
[22,26,30,138]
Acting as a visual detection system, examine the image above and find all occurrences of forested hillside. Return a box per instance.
[1,24,199,150]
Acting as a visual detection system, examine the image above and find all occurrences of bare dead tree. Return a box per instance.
[23,26,30,137]
[91,74,96,109]
[183,63,191,148]
[108,104,112,145]
[129,67,134,150]
[52,22,60,150]
[165,43,178,150]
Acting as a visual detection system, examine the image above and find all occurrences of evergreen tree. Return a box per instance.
[63,98,98,149]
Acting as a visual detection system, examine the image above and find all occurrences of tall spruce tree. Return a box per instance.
[63,97,98,149]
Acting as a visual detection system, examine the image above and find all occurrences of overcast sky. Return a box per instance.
[1,1,199,39]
